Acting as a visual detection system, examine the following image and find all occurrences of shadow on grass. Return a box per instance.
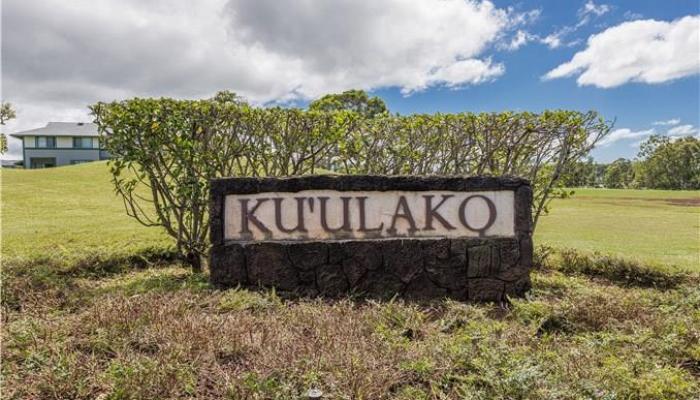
[536,245,697,290]
[3,245,182,279]
[5,242,697,317]
[96,269,210,297]
[2,245,186,312]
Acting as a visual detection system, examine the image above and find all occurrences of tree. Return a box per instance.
[561,157,606,187]
[635,135,700,189]
[335,110,611,228]
[211,90,245,105]
[0,102,17,155]
[92,93,347,271]
[94,91,611,269]
[309,89,388,118]
[603,158,635,188]
[92,93,253,271]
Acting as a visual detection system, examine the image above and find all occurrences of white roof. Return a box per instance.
[10,122,98,138]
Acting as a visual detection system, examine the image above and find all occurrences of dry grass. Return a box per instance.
[2,165,699,398]
[3,250,699,399]
[538,245,697,289]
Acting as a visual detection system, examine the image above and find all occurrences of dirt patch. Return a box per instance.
[665,198,700,206]
[574,196,700,207]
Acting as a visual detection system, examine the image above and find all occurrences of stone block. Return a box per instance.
[334,241,382,287]
[467,244,498,278]
[209,243,247,287]
[498,238,520,267]
[355,268,405,299]
[245,242,299,291]
[404,272,448,300]
[288,242,328,271]
[467,278,505,302]
[316,264,349,296]
[382,240,424,284]
[425,239,467,290]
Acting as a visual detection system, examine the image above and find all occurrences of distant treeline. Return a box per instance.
[561,135,700,190]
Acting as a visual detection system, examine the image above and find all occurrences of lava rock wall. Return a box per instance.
[209,175,533,302]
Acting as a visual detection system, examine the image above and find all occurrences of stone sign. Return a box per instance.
[225,190,514,241]
[209,176,533,302]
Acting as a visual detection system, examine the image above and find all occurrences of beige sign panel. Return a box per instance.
[224,190,515,241]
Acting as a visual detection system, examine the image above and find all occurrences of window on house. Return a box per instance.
[35,136,56,148]
[73,137,94,148]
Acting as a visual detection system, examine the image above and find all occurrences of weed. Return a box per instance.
[554,248,694,289]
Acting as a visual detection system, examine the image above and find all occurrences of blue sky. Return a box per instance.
[3,0,699,162]
[371,0,700,162]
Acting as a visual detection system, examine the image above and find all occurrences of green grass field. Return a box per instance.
[3,162,698,270]
[1,162,169,258]
[2,162,699,399]
[537,188,700,271]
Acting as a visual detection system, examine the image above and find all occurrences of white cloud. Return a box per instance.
[539,1,610,49]
[2,0,530,159]
[541,30,567,49]
[652,118,681,126]
[3,0,515,103]
[623,10,643,21]
[496,8,541,51]
[540,28,587,49]
[667,124,699,137]
[507,8,541,26]
[598,123,698,152]
[543,16,700,88]
[499,30,531,51]
[540,29,584,49]
[598,128,655,146]
[417,58,505,91]
[222,0,514,95]
[580,1,611,18]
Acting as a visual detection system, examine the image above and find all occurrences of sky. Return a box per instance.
[1,0,699,162]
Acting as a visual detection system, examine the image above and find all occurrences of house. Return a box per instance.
[10,122,108,169]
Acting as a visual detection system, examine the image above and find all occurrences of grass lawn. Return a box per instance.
[537,188,700,272]
[1,161,169,258]
[3,162,697,270]
[2,163,699,399]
